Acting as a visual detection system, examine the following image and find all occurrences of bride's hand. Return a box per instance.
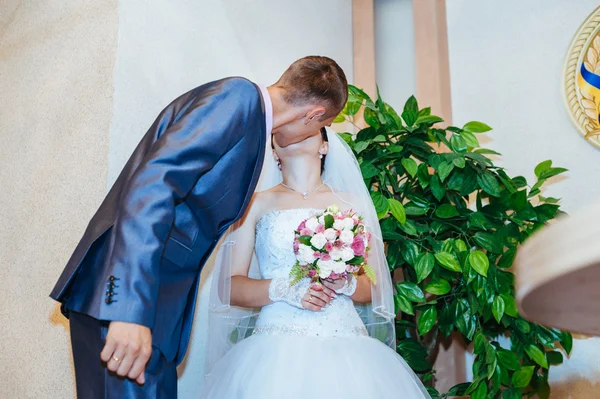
[321,278,346,292]
[301,283,336,312]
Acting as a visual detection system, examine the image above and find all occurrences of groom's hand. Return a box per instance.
[101,321,152,385]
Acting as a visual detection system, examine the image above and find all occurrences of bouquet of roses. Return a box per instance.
[289,205,376,286]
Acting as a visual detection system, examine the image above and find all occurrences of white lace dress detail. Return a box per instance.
[253,208,368,338]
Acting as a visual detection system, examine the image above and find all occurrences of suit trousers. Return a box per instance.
[69,311,177,398]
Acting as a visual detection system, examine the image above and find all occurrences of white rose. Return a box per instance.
[343,218,355,230]
[332,260,347,274]
[298,245,315,264]
[310,233,327,250]
[333,219,345,231]
[323,228,337,241]
[341,247,355,262]
[305,217,319,232]
[340,230,355,245]
[330,248,342,261]
[317,259,334,279]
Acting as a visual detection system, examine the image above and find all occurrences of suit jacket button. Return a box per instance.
[109,276,117,282]
[105,298,113,304]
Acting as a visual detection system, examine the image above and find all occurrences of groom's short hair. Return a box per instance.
[277,56,348,119]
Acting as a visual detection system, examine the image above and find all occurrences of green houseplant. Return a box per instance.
[336,85,573,399]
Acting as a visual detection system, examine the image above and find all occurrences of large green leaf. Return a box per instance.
[435,204,459,219]
[461,130,480,147]
[539,167,568,180]
[354,141,369,154]
[424,279,451,295]
[394,293,414,315]
[435,252,462,272]
[450,134,468,152]
[402,96,419,126]
[474,232,504,253]
[388,198,407,225]
[469,250,490,277]
[402,241,420,266]
[418,307,438,335]
[397,281,426,302]
[401,157,418,178]
[501,294,518,317]
[371,191,389,219]
[463,121,492,133]
[415,114,443,125]
[416,253,436,283]
[360,161,379,179]
[534,160,552,178]
[430,174,446,202]
[562,331,573,355]
[399,220,419,236]
[512,366,535,388]
[497,349,520,370]
[437,162,454,182]
[502,388,522,399]
[493,295,505,323]
[546,351,564,366]
[363,107,380,128]
[477,172,502,197]
[525,345,549,369]
[471,381,488,399]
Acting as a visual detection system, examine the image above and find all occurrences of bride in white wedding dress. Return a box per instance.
[200,128,431,398]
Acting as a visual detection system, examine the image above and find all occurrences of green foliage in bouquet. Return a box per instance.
[336,85,573,399]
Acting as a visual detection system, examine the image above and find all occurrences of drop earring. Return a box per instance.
[319,154,323,159]
[277,160,282,170]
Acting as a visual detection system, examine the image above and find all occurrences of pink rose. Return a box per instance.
[351,235,366,256]
[315,224,325,234]
[300,228,312,236]
[325,242,333,252]
[298,221,306,230]
[308,269,317,278]
[320,253,331,261]
[314,251,321,259]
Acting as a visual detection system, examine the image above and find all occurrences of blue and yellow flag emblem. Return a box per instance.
[563,6,600,148]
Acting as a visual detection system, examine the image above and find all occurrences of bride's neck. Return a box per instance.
[281,157,322,192]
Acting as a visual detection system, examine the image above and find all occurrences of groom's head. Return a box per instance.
[271,56,347,148]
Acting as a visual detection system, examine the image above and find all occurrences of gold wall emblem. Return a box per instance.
[563,6,600,148]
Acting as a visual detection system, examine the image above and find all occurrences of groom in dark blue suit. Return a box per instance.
[50,56,347,398]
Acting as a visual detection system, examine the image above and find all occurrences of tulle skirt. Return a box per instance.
[201,333,431,398]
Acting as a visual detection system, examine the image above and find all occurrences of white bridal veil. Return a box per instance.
[205,129,396,374]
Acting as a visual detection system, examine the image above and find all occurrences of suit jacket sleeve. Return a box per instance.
[103,78,260,328]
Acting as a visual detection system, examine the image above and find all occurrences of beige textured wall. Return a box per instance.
[0,1,117,397]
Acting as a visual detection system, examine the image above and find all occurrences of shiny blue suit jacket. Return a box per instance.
[50,77,266,365]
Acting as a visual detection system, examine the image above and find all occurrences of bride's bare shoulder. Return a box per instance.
[244,189,282,221]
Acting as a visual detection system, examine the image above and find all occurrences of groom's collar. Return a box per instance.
[257,84,273,139]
